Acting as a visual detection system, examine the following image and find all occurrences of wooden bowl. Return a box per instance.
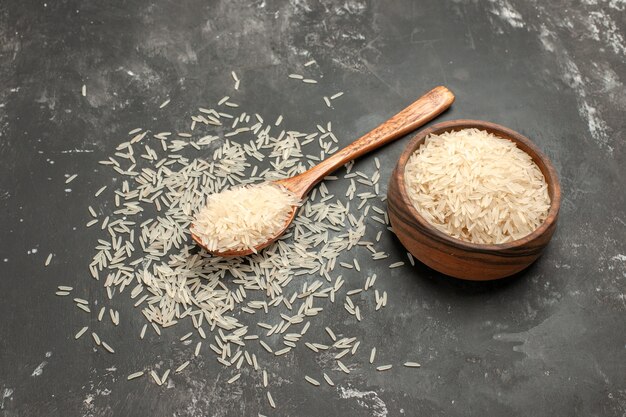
[387,120,561,281]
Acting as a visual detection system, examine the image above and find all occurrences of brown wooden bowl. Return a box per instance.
[387,119,561,281]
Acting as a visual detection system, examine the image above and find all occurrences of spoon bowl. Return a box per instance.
[192,86,455,256]
[191,194,299,257]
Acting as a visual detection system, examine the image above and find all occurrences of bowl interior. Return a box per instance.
[396,119,561,252]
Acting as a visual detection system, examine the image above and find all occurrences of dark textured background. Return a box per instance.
[0,0,625,416]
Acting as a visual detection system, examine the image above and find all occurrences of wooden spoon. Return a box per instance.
[192,85,455,256]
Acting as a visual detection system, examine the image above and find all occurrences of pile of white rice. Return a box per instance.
[404,128,550,244]
[59,72,421,410]
[191,183,299,252]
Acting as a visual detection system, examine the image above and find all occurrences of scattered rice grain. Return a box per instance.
[74,326,88,339]
[127,371,144,380]
[304,375,320,386]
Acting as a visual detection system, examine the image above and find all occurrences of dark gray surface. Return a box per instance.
[1,0,625,416]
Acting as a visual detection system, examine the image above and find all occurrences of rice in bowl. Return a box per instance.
[404,128,550,244]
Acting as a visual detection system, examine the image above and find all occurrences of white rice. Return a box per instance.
[175,361,190,373]
[325,327,336,341]
[405,128,550,244]
[304,375,320,386]
[66,85,421,408]
[150,370,161,385]
[406,252,415,266]
[74,326,88,339]
[337,361,350,374]
[369,347,376,364]
[267,391,276,408]
[191,183,299,253]
[102,341,115,353]
[76,304,90,313]
[127,371,144,380]
[323,373,334,386]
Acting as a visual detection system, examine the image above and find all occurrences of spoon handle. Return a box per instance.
[278,86,455,198]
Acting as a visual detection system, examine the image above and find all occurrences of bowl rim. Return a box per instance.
[395,119,562,252]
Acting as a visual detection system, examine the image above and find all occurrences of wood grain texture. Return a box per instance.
[387,120,561,280]
[194,86,455,257]
[277,86,455,199]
